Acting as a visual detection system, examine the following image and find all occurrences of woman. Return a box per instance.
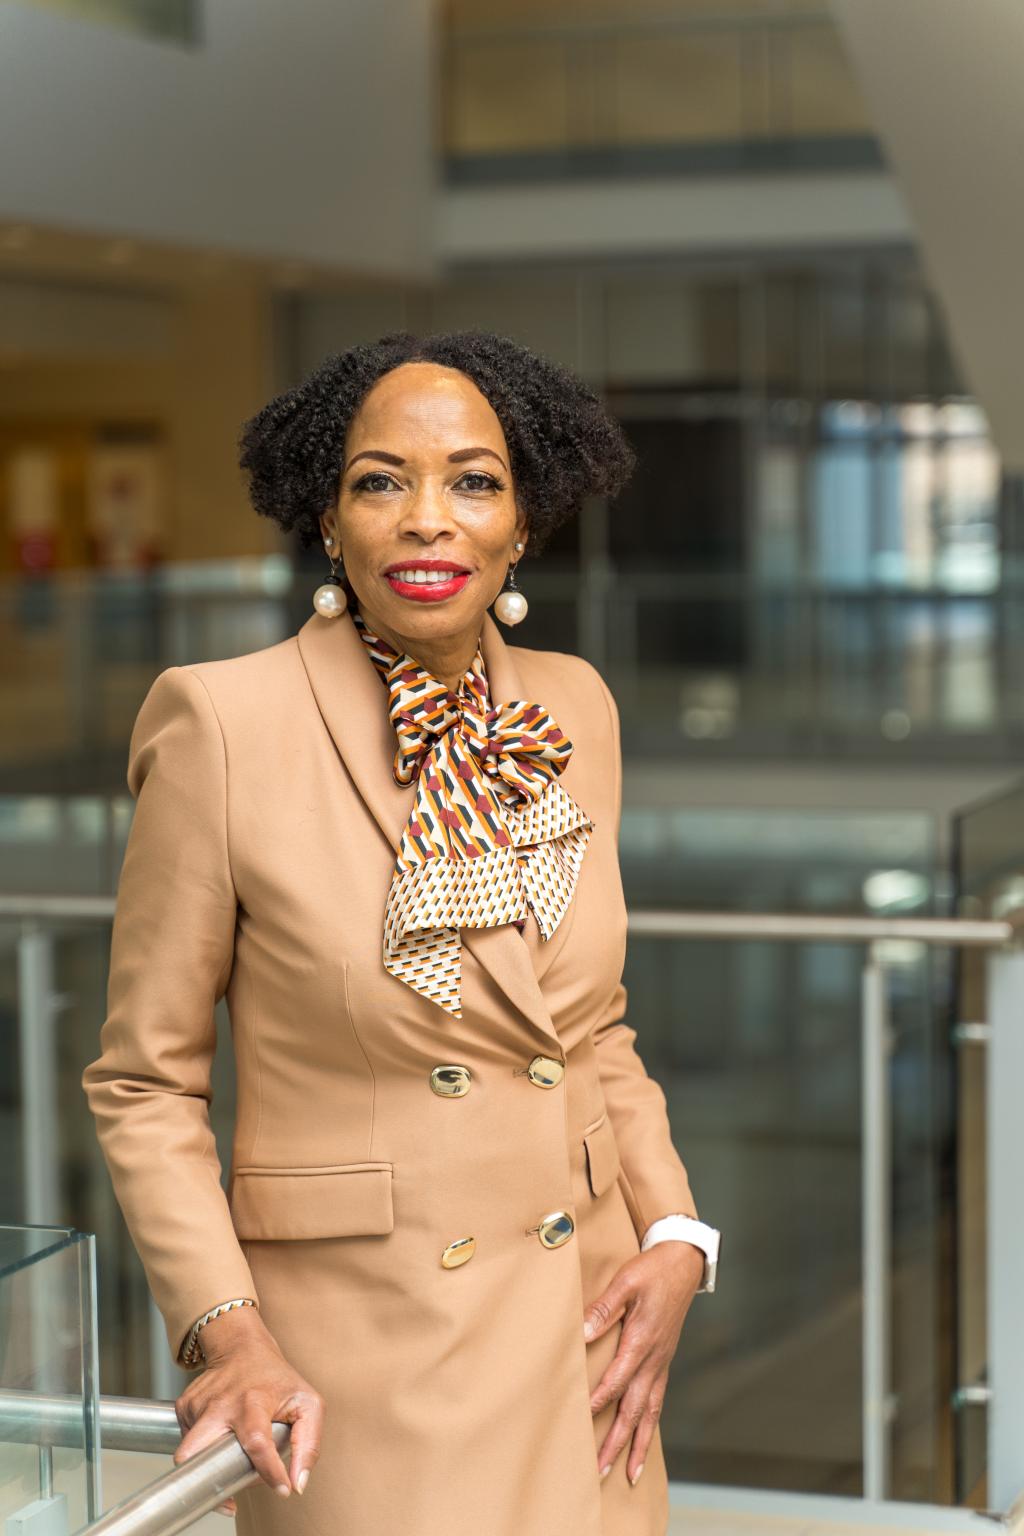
[82,330,721,1536]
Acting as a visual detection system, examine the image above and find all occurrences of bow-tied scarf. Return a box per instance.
[351,608,594,1018]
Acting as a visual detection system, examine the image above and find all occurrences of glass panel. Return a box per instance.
[609,33,744,146]
[443,11,873,168]
[0,797,128,896]
[950,780,1024,1501]
[772,23,872,137]
[937,439,1000,594]
[597,377,1007,747]
[615,807,952,1496]
[0,1225,100,1529]
[0,899,235,1402]
[445,39,570,155]
[0,559,292,781]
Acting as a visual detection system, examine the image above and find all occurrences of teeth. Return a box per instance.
[390,569,464,584]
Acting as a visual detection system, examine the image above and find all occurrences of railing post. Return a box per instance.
[985,946,1024,1514]
[79,1234,103,1522]
[18,922,61,1226]
[861,942,895,1499]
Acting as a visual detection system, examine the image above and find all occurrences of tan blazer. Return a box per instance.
[82,606,699,1536]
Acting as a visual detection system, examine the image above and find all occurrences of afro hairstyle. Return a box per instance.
[238,329,636,556]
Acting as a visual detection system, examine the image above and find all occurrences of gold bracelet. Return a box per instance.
[180,1297,256,1368]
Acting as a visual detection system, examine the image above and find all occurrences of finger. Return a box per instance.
[285,1396,325,1493]
[589,1330,648,1416]
[173,1412,230,1466]
[234,1406,292,1496]
[215,1497,237,1516]
[624,1377,666,1486]
[597,1374,652,1479]
[173,1392,200,1435]
[583,1273,636,1343]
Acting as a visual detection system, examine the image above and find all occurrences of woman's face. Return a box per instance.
[319,361,528,665]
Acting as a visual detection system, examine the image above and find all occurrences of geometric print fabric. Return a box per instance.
[351,608,594,1017]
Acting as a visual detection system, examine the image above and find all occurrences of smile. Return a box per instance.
[385,569,472,603]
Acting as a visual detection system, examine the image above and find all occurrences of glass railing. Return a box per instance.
[0,1348,292,1534]
[4,560,1024,789]
[3,785,1023,1524]
[950,780,1024,1508]
[442,7,878,181]
[623,902,1022,1525]
[0,1224,101,1530]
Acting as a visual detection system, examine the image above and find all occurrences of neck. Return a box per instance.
[354,598,481,694]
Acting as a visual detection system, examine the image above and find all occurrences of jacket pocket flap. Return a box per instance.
[229,1162,394,1240]
[583,1115,621,1200]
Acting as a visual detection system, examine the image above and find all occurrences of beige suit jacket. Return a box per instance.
[82,606,699,1536]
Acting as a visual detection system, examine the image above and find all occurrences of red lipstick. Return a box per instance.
[383,558,472,604]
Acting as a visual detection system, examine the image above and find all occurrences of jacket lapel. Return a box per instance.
[295,607,564,1055]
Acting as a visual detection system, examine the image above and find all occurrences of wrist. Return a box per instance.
[189,1301,263,1365]
[641,1215,720,1293]
[199,1296,264,1357]
[650,1239,706,1278]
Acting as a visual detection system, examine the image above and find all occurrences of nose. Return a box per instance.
[396,482,459,544]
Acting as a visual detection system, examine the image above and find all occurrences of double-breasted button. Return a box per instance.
[527,1055,564,1089]
[430,1064,472,1097]
[441,1237,475,1268]
[536,1211,575,1248]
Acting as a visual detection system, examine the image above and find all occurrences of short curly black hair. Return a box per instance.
[238,330,636,556]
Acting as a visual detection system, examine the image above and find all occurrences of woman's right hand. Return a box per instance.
[173,1308,325,1517]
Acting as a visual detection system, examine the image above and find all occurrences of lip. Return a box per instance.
[382,552,475,599]
[383,565,473,603]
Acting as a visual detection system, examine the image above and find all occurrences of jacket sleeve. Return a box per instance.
[586,662,700,1240]
[81,666,258,1367]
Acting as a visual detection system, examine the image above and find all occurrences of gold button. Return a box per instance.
[537,1211,575,1249]
[441,1237,476,1268]
[430,1064,472,1097]
[527,1055,564,1089]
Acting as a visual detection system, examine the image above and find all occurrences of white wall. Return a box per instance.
[438,170,912,265]
[831,0,1024,471]
[0,0,438,280]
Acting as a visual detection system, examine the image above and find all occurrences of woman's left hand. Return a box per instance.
[583,1241,705,1485]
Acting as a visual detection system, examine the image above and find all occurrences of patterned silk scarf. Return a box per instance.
[351,607,594,1018]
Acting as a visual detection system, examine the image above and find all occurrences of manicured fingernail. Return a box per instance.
[600,1464,611,1479]
[276,1483,291,1498]
[630,1462,645,1486]
[296,1469,309,1495]
[583,1318,594,1340]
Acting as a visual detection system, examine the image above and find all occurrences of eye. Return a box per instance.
[352,470,399,493]
[457,471,505,492]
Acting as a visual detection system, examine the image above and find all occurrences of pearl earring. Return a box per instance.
[494,541,528,626]
[313,536,348,619]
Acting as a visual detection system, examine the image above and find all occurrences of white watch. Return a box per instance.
[640,1215,720,1293]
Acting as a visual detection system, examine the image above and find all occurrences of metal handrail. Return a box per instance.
[627,909,1019,947]
[85,1421,291,1536]
[2,893,1020,947]
[0,1389,180,1454]
[0,1390,291,1535]
[0,894,117,920]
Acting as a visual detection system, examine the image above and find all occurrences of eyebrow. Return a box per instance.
[344,446,508,473]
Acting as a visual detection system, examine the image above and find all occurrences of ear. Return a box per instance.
[318,511,338,548]
[514,507,530,552]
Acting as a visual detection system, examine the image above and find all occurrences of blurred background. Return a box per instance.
[2,0,1024,1531]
